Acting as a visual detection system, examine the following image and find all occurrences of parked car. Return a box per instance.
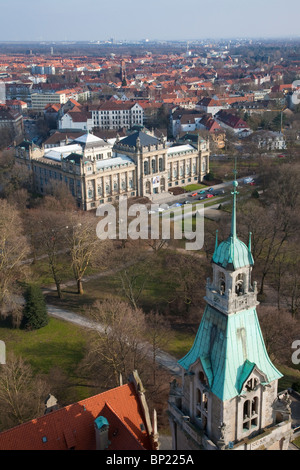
[206,193,214,198]
[207,187,214,192]
[243,177,254,184]
[198,190,206,194]
[214,189,225,195]
[191,192,198,197]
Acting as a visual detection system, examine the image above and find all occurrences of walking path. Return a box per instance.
[46,303,181,377]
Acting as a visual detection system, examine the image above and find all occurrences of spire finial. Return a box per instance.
[248,231,252,252]
[214,229,218,252]
[230,157,239,239]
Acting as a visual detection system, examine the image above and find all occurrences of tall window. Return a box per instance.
[235,273,244,295]
[219,272,226,295]
[242,396,259,432]
[159,158,164,172]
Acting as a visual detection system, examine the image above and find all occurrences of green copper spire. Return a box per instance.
[230,158,239,239]
[212,158,253,270]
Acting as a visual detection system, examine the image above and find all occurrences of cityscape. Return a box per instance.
[0,0,300,456]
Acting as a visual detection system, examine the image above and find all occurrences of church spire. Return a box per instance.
[230,158,239,240]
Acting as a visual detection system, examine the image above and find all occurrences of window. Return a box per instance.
[159,158,164,172]
[235,273,244,295]
[219,272,226,295]
[242,396,259,432]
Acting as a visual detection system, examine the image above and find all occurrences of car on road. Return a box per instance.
[213,189,225,195]
[198,190,206,194]
[243,177,254,184]
[206,193,214,198]
[191,192,198,197]
[207,187,214,192]
[184,200,191,204]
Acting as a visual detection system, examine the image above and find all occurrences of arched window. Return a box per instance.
[219,272,226,295]
[198,371,206,385]
[197,388,201,405]
[235,273,244,296]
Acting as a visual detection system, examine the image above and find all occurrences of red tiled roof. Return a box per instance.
[0,383,153,450]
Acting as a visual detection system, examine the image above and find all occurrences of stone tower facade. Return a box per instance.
[168,176,292,451]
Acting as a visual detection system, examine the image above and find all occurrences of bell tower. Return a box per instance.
[168,169,292,451]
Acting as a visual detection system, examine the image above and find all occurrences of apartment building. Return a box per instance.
[0,106,24,139]
[31,92,67,112]
[90,102,144,130]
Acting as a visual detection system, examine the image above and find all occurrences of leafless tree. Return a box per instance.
[0,200,31,327]
[0,353,48,431]
[27,198,71,298]
[258,306,300,366]
[146,310,173,386]
[84,299,147,387]
[65,211,111,295]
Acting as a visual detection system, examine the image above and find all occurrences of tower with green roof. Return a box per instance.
[168,170,292,450]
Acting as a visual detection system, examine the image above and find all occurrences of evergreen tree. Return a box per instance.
[22,284,48,330]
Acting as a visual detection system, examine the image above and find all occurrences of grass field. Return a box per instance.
[0,317,91,401]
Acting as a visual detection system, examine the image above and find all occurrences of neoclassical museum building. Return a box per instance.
[15,129,210,210]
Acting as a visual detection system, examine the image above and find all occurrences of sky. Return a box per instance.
[0,0,299,42]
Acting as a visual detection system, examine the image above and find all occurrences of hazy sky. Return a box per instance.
[1,0,299,42]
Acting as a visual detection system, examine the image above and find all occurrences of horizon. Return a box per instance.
[1,0,300,43]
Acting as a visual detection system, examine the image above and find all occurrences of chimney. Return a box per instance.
[94,416,110,450]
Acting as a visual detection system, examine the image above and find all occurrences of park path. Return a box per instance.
[46,302,181,377]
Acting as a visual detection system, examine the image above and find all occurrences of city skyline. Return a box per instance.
[1,0,299,43]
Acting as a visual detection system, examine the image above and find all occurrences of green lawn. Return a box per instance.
[184,183,206,192]
[0,317,87,375]
[166,331,194,359]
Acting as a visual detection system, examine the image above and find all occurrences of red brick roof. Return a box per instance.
[0,383,153,450]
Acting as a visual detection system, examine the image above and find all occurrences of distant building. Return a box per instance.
[90,101,144,130]
[0,106,24,140]
[252,130,286,151]
[14,129,210,210]
[58,110,93,132]
[31,65,56,75]
[215,110,251,137]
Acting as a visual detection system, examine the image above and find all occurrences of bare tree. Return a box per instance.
[258,306,300,366]
[27,201,70,299]
[0,200,31,326]
[146,310,173,386]
[85,299,147,387]
[0,353,48,431]
[65,211,111,295]
[115,244,152,309]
